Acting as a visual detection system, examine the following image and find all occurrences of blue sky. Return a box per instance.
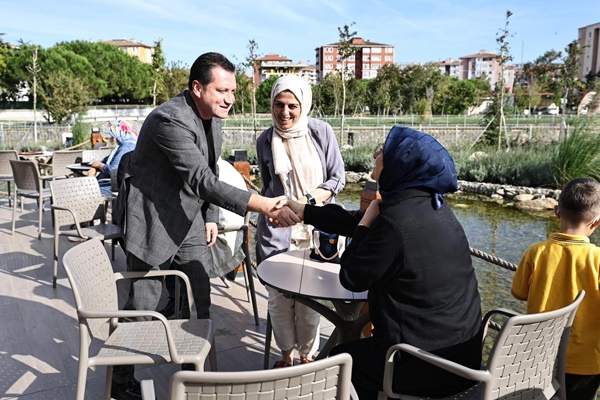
[2,0,598,69]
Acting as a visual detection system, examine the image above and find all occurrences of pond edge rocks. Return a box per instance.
[252,167,560,212]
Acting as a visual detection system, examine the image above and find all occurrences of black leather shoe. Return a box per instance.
[111,378,142,400]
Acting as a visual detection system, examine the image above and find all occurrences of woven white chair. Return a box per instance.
[382,291,585,400]
[62,239,217,400]
[38,150,83,179]
[141,352,356,400]
[9,159,53,239]
[0,150,18,206]
[49,176,122,288]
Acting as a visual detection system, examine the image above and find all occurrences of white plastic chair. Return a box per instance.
[62,239,217,400]
[49,176,122,288]
[9,159,53,239]
[0,150,18,206]
[382,291,585,400]
[141,352,356,400]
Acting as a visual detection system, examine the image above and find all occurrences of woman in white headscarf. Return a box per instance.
[256,75,346,368]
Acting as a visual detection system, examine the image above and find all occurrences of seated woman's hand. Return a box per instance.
[286,199,306,221]
[358,199,381,228]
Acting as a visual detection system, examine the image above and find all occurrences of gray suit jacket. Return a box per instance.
[114,91,252,266]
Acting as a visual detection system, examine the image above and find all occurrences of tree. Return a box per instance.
[244,40,261,140]
[151,39,166,107]
[336,22,359,143]
[366,63,403,115]
[313,73,342,115]
[255,75,278,113]
[38,70,93,123]
[26,45,41,141]
[560,40,584,118]
[0,33,10,92]
[158,60,189,104]
[495,10,513,150]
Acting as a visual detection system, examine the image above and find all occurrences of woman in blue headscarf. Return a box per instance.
[289,126,482,400]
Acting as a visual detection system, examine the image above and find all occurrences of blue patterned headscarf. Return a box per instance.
[378,126,458,209]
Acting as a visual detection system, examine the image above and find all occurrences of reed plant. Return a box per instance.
[552,117,600,188]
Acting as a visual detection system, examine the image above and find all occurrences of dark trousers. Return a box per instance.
[113,216,211,385]
[565,373,600,400]
[330,335,481,400]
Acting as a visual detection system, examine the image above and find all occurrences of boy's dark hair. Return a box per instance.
[188,52,235,90]
[558,178,600,224]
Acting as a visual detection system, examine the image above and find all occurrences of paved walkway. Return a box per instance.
[0,195,334,399]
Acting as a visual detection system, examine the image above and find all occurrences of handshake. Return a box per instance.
[266,196,306,227]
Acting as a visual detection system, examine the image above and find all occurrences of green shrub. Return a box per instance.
[450,144,556,188]
[72,116,91,146]
[340,145,375,173]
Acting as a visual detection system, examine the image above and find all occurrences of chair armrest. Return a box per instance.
[79,308,188,363]
[114,270,197,319]
[383,344,490,398]
[481,308,521,339]
[140,380,156,400]
[51,204,88,238]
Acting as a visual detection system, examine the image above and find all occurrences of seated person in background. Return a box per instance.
[288,126,483,400]
[88,120,138,196]
[512,177,600,400]
[159,158,248,318]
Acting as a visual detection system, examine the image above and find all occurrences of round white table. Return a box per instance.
[257,249,369,365]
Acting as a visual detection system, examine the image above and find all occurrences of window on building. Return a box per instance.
[325,55,333,61]
[348,64,355,70]
[385,47,393,53]
[364,71,371,78]
[325,47,333,53]
[363,55,370,61]
[372,47,381,53]
[372,55,381,61]
[325,64,333,70]
[384,55,393,62]
[363,48,371,53]
[364,64,370,69]
[372,64,381,70]
[348,55,355,61]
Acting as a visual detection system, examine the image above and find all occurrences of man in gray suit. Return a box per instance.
[111,52,299,400]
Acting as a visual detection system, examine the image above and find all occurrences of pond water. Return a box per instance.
[331,184,600,315]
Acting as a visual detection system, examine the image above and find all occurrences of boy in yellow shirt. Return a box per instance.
[512,177,600,400]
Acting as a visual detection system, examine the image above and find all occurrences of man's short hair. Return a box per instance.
[558,177,600,224]
[188,52,235,90]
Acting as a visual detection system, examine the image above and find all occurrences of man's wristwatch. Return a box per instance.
[304,193,317,205]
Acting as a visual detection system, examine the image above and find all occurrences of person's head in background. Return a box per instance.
[555,177,600,234]
[373,126,458,209]
[270,75,312,133]
[105,120,138,146]
[188,52,236,120]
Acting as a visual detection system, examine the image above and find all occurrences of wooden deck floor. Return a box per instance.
[0,196,334,399]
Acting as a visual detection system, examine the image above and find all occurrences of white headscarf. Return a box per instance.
[270,75,323,200]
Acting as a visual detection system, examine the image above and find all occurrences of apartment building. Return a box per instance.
[314,37,395,83]
[438,58,461,78]
[252,54,316,86]
[103,39,154,64]
[578,22,600,80]
[458,50,515,89]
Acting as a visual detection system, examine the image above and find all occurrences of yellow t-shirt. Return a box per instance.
[511,233,600,375]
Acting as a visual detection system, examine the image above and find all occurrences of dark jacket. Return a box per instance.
[304,189,482,393]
